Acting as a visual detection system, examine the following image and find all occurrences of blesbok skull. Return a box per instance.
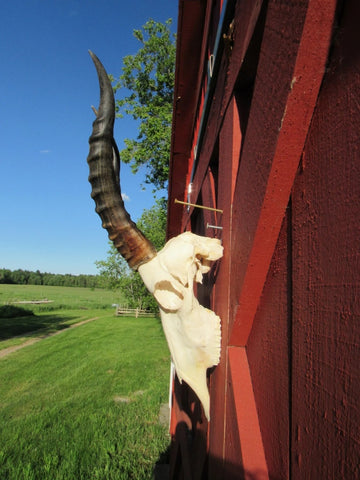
[138,232,222,420]
[87,51,222,420]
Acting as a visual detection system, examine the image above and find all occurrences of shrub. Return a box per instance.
[0,305,34,319]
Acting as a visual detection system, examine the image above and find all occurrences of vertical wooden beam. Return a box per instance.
[190,0,263,207]
[208,97,241,478]
[167,0,208,240]
[228,346,269,479]
[230,0,337,347]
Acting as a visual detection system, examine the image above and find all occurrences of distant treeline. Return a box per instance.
[0,268,102,289]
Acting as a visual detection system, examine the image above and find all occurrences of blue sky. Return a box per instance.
[0,0,178,275]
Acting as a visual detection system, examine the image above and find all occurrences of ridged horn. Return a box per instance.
[87,51,157,270]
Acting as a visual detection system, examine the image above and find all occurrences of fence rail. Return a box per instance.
[115,306,156,318]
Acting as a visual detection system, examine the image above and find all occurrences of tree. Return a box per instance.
[95,200,167,311]
[136,197,167,249]
[95,245,129,291]
[113,19,176,191]
[11,269,30,285]
[28,270,43,285]
[0,269,14,284]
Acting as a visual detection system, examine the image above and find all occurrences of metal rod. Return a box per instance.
[207,223,223,230]
[174,198,223,214]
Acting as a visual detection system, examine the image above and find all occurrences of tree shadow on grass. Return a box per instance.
[0,305,76,340]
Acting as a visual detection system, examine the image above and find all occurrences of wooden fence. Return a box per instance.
[115,306,156,318]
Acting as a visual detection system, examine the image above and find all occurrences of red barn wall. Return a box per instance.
[168,0,360,478]
[291,4,360,474]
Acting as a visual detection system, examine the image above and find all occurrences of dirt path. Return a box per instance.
[0,317,99,359]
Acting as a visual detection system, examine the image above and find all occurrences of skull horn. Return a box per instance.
[87,51,157,269]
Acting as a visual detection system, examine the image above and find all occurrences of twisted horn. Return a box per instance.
[87,51,157,269]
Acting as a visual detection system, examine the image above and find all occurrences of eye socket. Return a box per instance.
[153,280,185,312]
[154,280,184,300]
[195,254,211,273]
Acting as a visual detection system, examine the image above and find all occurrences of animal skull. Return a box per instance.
[139,232,223,420]
[87,52,222,420]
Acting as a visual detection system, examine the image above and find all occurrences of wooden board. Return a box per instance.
[291,1,360,475]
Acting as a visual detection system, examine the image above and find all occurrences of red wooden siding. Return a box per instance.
[168,0,360,478]
[291,3,360,474]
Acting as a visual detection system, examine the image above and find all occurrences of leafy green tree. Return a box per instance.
[0,269,102,288]
[136,197,167,249]
[0,269,14,284]
[95,246,129,290]
[28,270,43,285]
[113,19,176,191]
[11,269,30,285]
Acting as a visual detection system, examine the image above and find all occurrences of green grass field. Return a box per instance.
[0,284,127,350]
[0,284,170,479]
[0,283,122,310]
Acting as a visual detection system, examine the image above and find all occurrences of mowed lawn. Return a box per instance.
[0,285,170,479]
[0,284,124,350]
